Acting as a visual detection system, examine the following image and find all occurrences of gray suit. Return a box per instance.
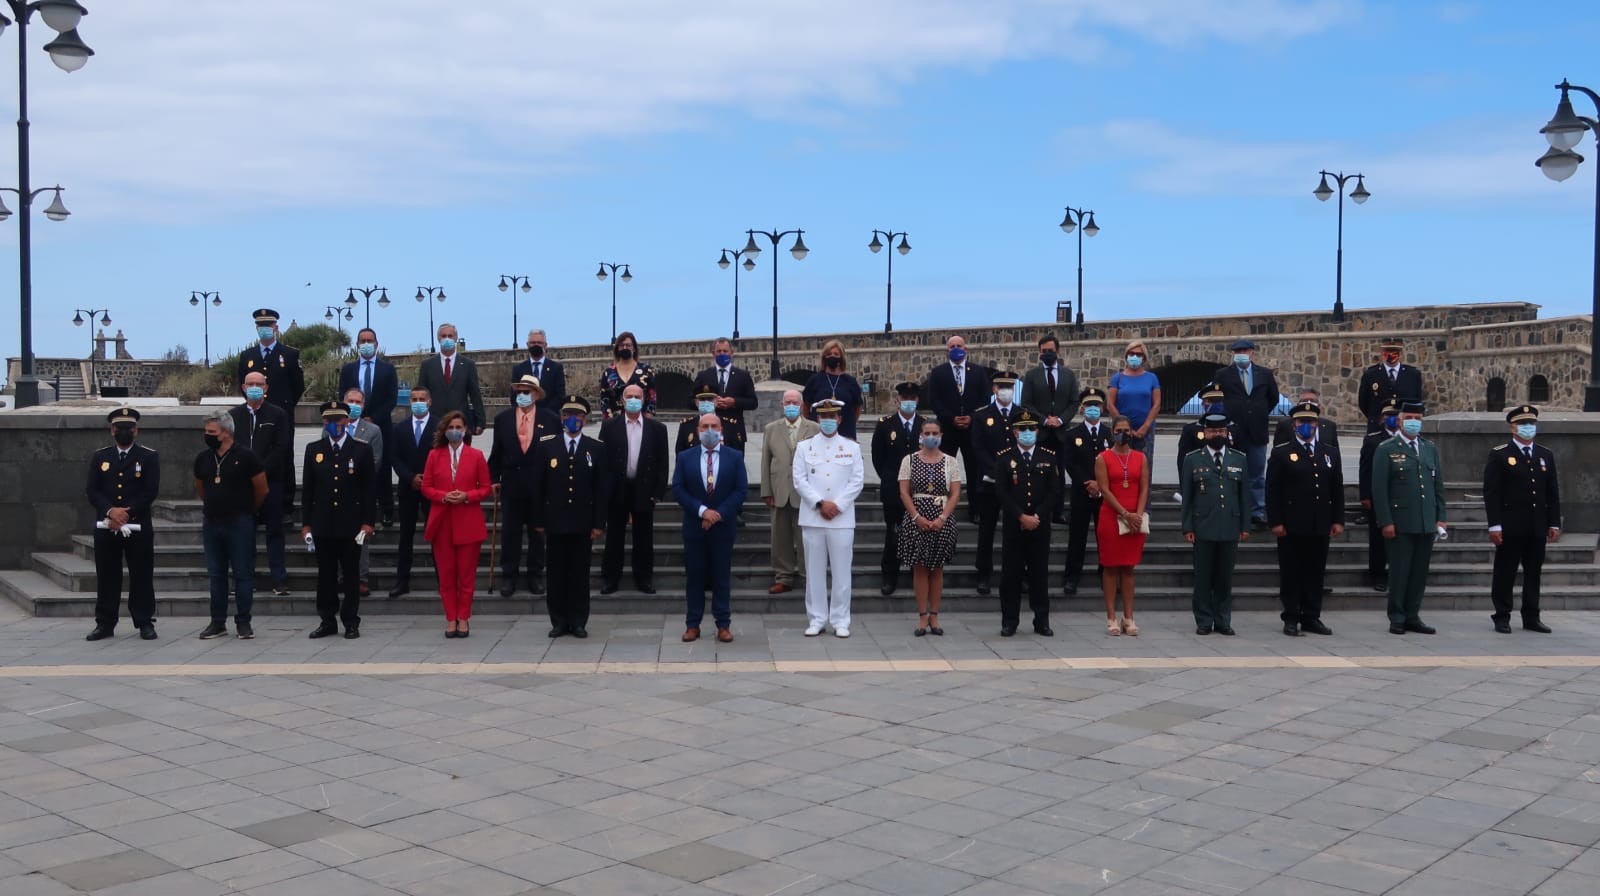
[350,418,385,583]
[415,353,486,432]
[761,416,820,587]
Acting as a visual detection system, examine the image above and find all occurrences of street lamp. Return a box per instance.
[716,246,756,340]
[1058,207,1099,331]
[595,262,632,344]
[188,291,220,367]
[1311,170,1370,323]
[742,228,809,378]
[415,286,446,352]
[868,229,911,334]
[344,285,389,330]
[69,305,110,397]
[322,304,353,338]
[2,1,95,409]
[1538,79,1600,411]
[497,274,532,348]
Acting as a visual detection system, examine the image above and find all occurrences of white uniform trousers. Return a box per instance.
[801,527,854,629]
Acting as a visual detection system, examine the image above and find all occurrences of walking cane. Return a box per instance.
[487,486,501,593]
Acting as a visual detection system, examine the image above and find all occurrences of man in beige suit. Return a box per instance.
[762,389,820,594]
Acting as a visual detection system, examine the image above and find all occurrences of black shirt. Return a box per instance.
[194,446,265,521]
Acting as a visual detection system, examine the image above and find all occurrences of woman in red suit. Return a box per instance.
[1095,415,1150,637]
[421,411,493,637]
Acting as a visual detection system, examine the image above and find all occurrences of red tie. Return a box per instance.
[444,356,452,386]
[705,450,715,491]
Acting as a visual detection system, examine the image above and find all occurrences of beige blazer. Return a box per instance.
[761,417,820,507]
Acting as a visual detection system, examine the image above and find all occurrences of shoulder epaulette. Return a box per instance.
[996,446,1015,455]
[1492,443,1509,450]
[539,433,558,441]
[880,414,895,422]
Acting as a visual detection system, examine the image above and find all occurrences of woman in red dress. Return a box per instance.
[1095,415,1150,636]
[421,411,494,637]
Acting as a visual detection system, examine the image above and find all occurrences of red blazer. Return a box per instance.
[421,445,493,545]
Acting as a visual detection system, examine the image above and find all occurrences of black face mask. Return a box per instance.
[1115,432,1133,446]
[528,345,545,359]
[616,348,633,361]
[1206,434,1228,449]
[204,433,223,451]
[824,356,843,371]
[1040,351,1058,366]
[113,428,135,447]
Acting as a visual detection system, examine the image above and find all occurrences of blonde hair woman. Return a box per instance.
[801,339,864,439]
[1106,339,1161,461]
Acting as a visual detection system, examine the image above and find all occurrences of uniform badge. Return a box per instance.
[1508,456,1517,466]
[987,418,995,427]
[134,463,142,476]
[1289,453,1299,462]
[1371,382,1379,391]
[1541,458,1547,470]
[550,458,559,468]
[100,461,110,471]
[315,453,324,463]
[889,430,897,441]
[347,460,355,473]
[278,355,285,368]
[247,359,255,369]
[1009,459,1018,469]
[1075,437,1084,446]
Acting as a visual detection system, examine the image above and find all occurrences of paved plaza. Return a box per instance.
[0,601,1598,895]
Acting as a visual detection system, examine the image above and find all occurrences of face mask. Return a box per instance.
[783,404,801,421]
[899,401,917,416]
[1126,356,1144,369]
[527,344,544,359]
[357,343,377,359]
[996,388,1014,404]
[345,403,363,418]
[445,429,466,444]
[324,422,345,439]
[1206,434,1228,449]
[616,348,633,361]
[819,419,839,436]
[1200,402,1214,415]
[204,433,222,451]
[624,397,644,414]
[697,401,715,415]
[1040,351,1057,366]
[1382,353,1399,365]
[1382,414,1399,431]
[1233,354,1250,368]
[1115,432,1133,445]
[1084,406,1102,422]
[438,337,457,353]
[1016,429,1038,448]
[1516,424,1537,441]
[113,428,135,447]
[824,356,843,371]
[244,386,265,402]
[1294,422,1316,441]
[563,416,583,434]
[411,402,430,418]
[920,435,941,450]
[948,346,966,362]
[257,327,275,342]
[699,429,722,448]
[1401,418,1423,437]
[514,393,534,408]
[714,353,732,367]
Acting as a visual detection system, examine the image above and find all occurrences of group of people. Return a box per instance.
[84,317,1562,643]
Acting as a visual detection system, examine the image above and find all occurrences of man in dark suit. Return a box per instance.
[488,375,560,598]
[1357,338,1424,433]
[510,328,566,413]
[994,412,1059,637]
[1483,405,1561,634]
[1358,399,1402,592]
[85,408,161,641]
[415,322,486,434]
[690,337,758,451]
[388,387,439,597]
[1022,333,1079,522]
[1060,388,1112,596]
[924,334,991,504]
[1272,388,1341,458]
[671,413,748,643]
[338,327,399,525]
[869,382,926,596]
[1213,337,1279,528]
[237,308,305,513]
[971,372,1023,595]
[598,383,669,594]
[232,371,292,596]
[302,401,376,639]
[1267,401,1345,637]
[533,396,609,638]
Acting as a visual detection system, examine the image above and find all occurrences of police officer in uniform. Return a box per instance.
[870,382,926,596]
[971,371,1023,595]
[1061,388,1113,595]
[994,411,1058,636]
[237,309,305,513]
[676,388,719,454]
[1357,338,1423,433]
[302,401,377,639]
[1174,383,1238,484]
[86,408,161,641]
[1371,400,1446,635]
[1358,399,1402,591]
[534,395,610,638]
[1267,401,1344,636]
[1181,413,1249,636]
[1483,405,1560,634]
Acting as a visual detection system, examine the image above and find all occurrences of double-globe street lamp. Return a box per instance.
[1537,78,1600,412]
[344,285,389,330]
[595,262,632,344]
[497,274,532,348]
[868,229,911,335]
[1312,170,1371,323]
[69,305,109,397]
[1058,206,1099,330]
[415,286,446,352]
[322,304,353,336]
[2,0,94,408]
[716,246,756,341]
[188,291,220,367]
[741,229,809,379]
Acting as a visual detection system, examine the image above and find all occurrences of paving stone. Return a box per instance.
[43,849,181,892]
[5,732,103,753]
[1494,809,1600,847]
[630,842,758,883]
[235,809,362,847]
[1438,729,1535,752]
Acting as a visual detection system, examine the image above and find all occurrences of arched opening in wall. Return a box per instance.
[1154,360,1223,416]
[780,368,813,387]
[1486,377,1506,412]
[653,371,695,411]
[1529,374,1550,404]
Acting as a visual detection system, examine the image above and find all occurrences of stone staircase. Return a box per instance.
[2,483,1595,618]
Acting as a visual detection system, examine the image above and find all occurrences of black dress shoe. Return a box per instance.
[85,627,114,642]
[343,628,360,639]
[309,624,339,639]
[976,578,991,596]
[1033,626,1054,637]
[528,576,546,595]
[880,582,895,596]
[1051,513,1069,525]
[382,514,394,528]
[1000,625,1017,637]
[570,627,588,639]
[637,581,656,595]
[388,581,410,598]
[458,627,469,638]
[138,624,157,641]
[1403,621,1436,634]
[1372,579,1388,593]
[446,630,459,639]
[1389,624,1406,635]
[1215,626,1236,636]
[1196,626,1213,635]
[1062,581,1078,596]
[1494,621,1513,634]
[498,584,514,598]
[1251,516,1269,531]
[599,583,620,595]
[1284,623,1304,637]
[1301,620,1332,636]
[272,582,293,596]
[548,627,566,638]
[1523,621,1552,634]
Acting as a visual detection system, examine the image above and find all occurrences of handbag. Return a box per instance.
[1117,511,1150,536]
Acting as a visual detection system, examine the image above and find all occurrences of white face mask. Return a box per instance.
[996,388,1014,404]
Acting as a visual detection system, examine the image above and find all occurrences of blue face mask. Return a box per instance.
[1516,424,1537,441]
[1016,429,1038,448]
[697,401,715,415]
[948,346,966,362]
[438,337,457,352]
[714,353,732,367]
[257,327,275,342]
[920,435,941,450]
[1126,356,1144,369]
[514,393,533,408]
[1233,354,1250,368]
[244,386,265,402]
[357,343,377,359]
[411,401,429,417]
[699,429,721,448]
[819,419,839,436]
[900,401,917,416]
[563,416,583,434]
[1401,418,1423,437]
[1382,414,1399,431]
[345,403,363,418]
[445,428,465,444]
[324,422,345,439]
[1294,422,1316,441]
[782,404,800,421]
[1084,406,1102,422]
[624,397,644,414]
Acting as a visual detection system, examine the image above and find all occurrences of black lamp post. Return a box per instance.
[1312,171,1370,323]
[188,291,220,367]
[497,274,531,348]
[1537,79,1600,411]
[414,286,446,352]
[2,1,94,409]
[1058,207,1099,331]
[868,229,910,334]
[716,246,756,340]
[742,228,809,379]
[595,262,632,344]
[344,285,389,330]
[322,304,353,337]
[70,305,109,397]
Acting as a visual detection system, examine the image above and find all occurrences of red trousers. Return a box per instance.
[433,541,482,621]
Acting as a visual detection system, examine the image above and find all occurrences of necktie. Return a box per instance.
[249,410,257,443]
[444,357,453,386]
[532,361,541,380]
[1243,366,1253,394]
[705,449,715,490]
[954,364,964,395]
[119,451,127,462]
[1388,367,1397,383]
[568,439,577,458]
[1047,367,1056,397]
[719,368,727,391]
[1302,442,1313,454]
[517,409,532,452]
[1214,451,1224,468]
[905,419,913,441]
[415,420,423,445]
[1022,451,1031,465]
[1524,446,1533,461]
[362,362,372,401]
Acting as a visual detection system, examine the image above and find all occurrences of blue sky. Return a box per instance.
[4,1,1600,364]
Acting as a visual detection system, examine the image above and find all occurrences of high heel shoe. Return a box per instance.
[914,613,928,637]
[928,612,943,636]
[1122,617,1139,637]
[459,622,469,638]
[1107,617,1123,636]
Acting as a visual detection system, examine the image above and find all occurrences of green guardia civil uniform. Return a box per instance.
[1370,433,1447,626]
[1180,444,1250,629]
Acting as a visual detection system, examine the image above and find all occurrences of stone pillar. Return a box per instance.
[114,329,132,360]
